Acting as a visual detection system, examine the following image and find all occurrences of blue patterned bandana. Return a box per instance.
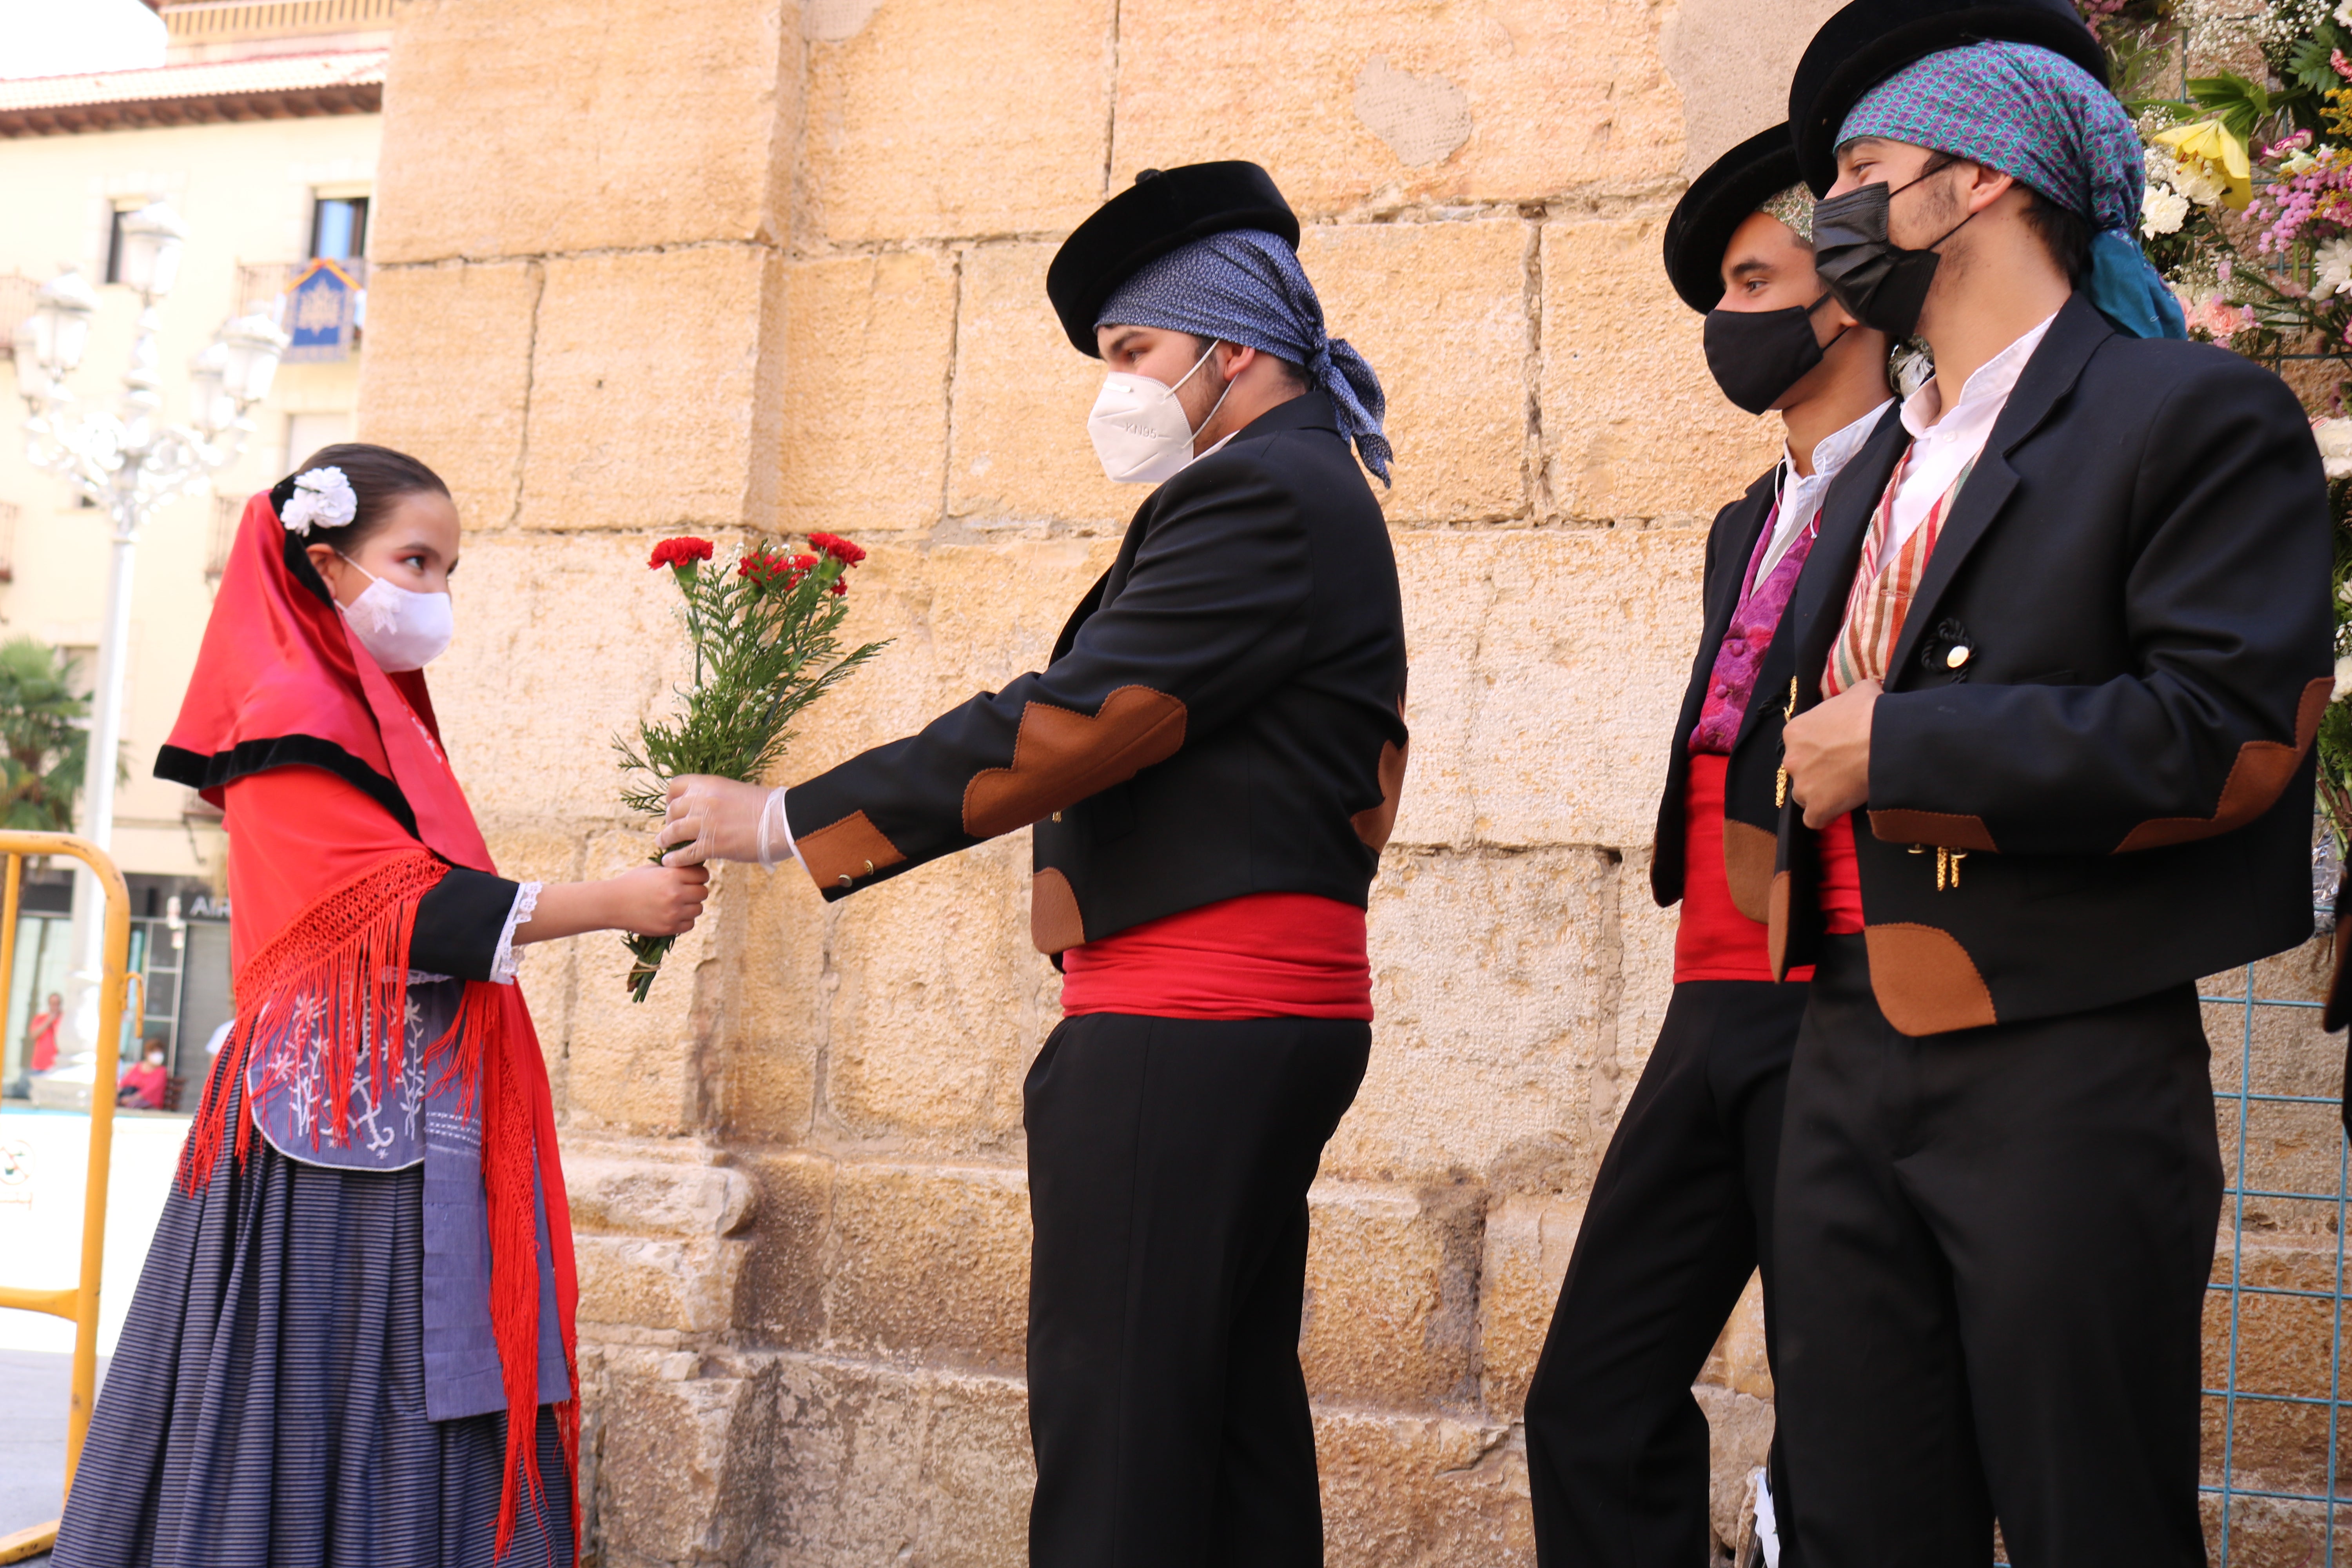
[1839,42,2185,339]
[1096,230,1393,484]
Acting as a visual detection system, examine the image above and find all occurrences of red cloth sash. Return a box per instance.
[1059,891,1373,1020]
[167,492,575,1560]
[1675,754,1814,983]
[1817,812,1866,935]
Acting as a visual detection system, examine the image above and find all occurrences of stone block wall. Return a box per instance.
[355,1,2348,1562]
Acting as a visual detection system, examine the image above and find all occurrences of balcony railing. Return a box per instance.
[206,493,239,587]
[0,273,38,360]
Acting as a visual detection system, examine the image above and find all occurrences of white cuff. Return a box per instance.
[757,787,808,876]
[490,881,542,985]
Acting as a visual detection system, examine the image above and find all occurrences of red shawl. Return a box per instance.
[162,491,578,1560]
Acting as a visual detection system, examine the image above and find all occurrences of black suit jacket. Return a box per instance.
[1768,294,2334,1034]
[782,392,1410,955]
[1650,466,1818,924]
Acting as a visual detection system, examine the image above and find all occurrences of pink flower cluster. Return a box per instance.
[2247,155,2352,254]
[2184,293,2255,341]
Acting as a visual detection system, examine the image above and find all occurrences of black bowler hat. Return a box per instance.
[1663,124,1806,315]
[1789,0,2108,193]
[1046,161,1300,358]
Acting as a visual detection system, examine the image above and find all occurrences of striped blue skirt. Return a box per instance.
[49,1120,572,1568]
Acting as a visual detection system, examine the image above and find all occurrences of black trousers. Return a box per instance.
[1523,978,1811,1567]
[1774,935,2222,1568]
[1022,1011,1370,1568]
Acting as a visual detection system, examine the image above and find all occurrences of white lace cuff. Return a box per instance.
[757,786,808,876]
[490,881,542,985]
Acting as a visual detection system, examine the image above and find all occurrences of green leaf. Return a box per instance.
[2289,31,2344,96]
[2185,72,2272,142]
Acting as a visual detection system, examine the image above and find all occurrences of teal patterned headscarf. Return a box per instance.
[1840,42,2186,339]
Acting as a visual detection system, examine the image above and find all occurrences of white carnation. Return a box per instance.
[280,465,357,535]
[2314,416,2352,481]
[2172,162,2226,207]
[2319,239,2352,300]
[2336,0,2352,28]
[2336,652,2352,702]
[2141,185,2190,238]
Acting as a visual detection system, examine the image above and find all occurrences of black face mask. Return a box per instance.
[1811,172,1980,341]
[1702,293,1848,415]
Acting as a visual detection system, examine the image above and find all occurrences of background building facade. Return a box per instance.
[0,0,386,1091]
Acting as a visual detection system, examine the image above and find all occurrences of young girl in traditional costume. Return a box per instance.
[52,444,709,1568]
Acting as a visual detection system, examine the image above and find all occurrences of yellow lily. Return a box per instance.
[2153,120,2254,210]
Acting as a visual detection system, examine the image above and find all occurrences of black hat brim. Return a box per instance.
[1046,161,1301,358]
[1789,0,2109,193]
[1664,123,1806,315]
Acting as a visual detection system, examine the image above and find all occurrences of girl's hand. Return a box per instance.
[603,863,711,937]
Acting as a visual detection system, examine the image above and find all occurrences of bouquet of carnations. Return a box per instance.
[615,532,887,1000]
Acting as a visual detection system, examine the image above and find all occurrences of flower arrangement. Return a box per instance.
[2076,0,2352,843]
[614,532,887,1000]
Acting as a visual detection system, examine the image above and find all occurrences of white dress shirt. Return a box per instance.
[1880,310,2059,560]
[1760,397,1896,580]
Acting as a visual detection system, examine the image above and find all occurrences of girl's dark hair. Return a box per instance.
[270,442,450,550]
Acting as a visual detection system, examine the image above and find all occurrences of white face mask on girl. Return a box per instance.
[336,555,454,672]
[1086,341,1236,485]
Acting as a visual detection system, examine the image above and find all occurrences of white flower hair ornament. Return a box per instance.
[280,466,358,536]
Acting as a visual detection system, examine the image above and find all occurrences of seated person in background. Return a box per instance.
[117,1038,169,1110]
[27,990,62,1073]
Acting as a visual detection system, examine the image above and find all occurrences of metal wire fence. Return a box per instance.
[2196,956,2349,1566]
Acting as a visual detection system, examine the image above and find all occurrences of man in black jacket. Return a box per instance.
[1766,19,2332,1564]
[1520,123,1891,1568]
[659,162,1408,1568]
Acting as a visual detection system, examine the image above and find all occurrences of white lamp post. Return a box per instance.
[15,201,287,1104]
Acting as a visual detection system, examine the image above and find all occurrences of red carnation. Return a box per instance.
[792,553,819,571]
[831,578,848,596]
[738,549,805,589]
[809,532,867,566]
[649,536,715,571]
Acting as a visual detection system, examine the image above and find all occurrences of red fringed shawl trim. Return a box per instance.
[180,850,581,1563]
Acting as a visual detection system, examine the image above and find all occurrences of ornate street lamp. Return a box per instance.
[14,200,287,1097]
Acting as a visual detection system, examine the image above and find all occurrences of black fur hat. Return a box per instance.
[1046,162,1300,358]
[1789,0,2109,193]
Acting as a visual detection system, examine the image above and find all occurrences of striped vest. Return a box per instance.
[1823,448,1975,698]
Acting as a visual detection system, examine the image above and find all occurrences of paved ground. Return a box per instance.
[1,1345,102,1559]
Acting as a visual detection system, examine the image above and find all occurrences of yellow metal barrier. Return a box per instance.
[0,834,136,1564]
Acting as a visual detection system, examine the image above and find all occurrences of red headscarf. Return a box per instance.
[163,488,578,1560]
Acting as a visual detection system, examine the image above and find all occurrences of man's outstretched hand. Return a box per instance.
[1782,679,1879,829]
[659,775,773,866]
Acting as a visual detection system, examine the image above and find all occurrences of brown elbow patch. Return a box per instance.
[1031,869,1084,955]
[798,810,906,892]
[1766,871,1792,980]
[1868,810,1998,852]
[1352,737,1411,851]
[2114,677,2332,853]
[1863,923,1997,1036]
[1723,821,1777,922]
[963,686,1188,838]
